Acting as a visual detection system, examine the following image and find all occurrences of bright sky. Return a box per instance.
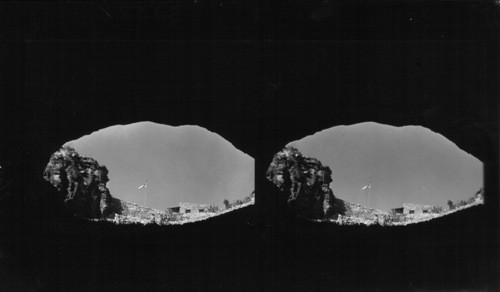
[64,122,254,209]
[288,122,483,211]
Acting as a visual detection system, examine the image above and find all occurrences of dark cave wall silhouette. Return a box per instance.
[0,5,497,288]
[0,43,496,289]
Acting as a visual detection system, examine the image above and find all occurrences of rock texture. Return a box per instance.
[266,146,336,219]
[43,146,116,219]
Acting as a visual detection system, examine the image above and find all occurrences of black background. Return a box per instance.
[0,1,498,291]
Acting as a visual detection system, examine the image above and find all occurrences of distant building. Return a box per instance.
[165,203,210,214]
[179,202,210,214]
[167,206,180,213]
[391,203,436,215]
[391,207,404,214]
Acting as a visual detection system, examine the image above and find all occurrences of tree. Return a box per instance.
[223,199,230,209]
[431,206,443,213]
[208,205,219,213]
[447,200,454,210]
[457,200,468,208]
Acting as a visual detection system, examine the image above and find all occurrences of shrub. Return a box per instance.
[447,200,454,210]
[456,200,468,208]
[431,206,443,213]
[207,205,219,213]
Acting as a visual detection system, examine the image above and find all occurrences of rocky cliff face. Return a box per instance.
[43,146,117,219]
[266,146,336,219]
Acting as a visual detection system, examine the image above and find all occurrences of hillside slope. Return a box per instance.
[322,195,484,226]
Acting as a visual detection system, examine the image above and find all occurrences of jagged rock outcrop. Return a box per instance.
[266,146,336,219]
[43,146,117,219]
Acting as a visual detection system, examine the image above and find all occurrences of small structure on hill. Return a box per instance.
[179,202,210,214]
[391,203,435,215]
[391,207,404,214]
[167,206,180,213]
